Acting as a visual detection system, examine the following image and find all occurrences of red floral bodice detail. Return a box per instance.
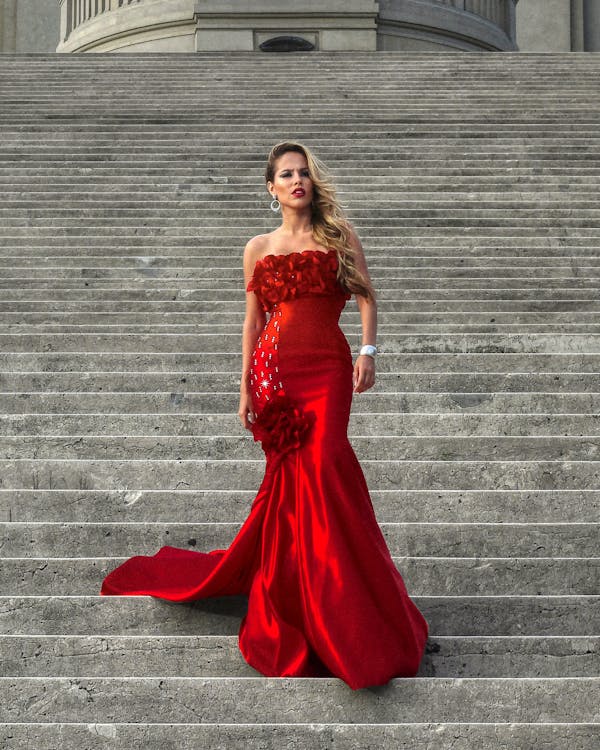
[247,248,351,313]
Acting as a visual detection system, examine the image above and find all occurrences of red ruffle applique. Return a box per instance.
[251,390,315,457]
[247,249,350,313]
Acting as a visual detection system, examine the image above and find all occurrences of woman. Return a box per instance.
[100,141,429,690]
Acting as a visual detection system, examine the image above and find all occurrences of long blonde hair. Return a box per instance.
[265,141,375,302]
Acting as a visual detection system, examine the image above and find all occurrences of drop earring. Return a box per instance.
[270,194,281,212]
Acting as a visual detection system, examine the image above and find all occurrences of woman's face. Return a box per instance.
[267,151,314,211]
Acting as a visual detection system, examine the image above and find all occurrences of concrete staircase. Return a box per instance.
[1,51,599,747]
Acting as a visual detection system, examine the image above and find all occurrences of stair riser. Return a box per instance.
[2,393,599,415]
[3,489,597,524]
[1,351,599,372]
[2,558,598,597]
[1,677,598,723]
[3,522,598,558]
[1,458,600,491]
[2,334,600,354]
[0,372,600,394]
[2,435,600,461]
[3,634,599,679]
[1,723,598,750]
[2,596,596,636]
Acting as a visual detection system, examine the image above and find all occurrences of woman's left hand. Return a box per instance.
[353,354,376,394]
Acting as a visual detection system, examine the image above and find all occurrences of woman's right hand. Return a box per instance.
[238,389,256,431]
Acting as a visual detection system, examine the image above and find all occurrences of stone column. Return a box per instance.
[571,0,585,50]
[583,0,600,50]
[505,0,518,47]
[0,0,18,53]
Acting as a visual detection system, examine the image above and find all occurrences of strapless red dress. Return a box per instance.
[100,248,429,689]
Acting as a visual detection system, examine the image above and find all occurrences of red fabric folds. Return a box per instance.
[100,248,429,689]
[246,248,351,313]
[250,390,316,457]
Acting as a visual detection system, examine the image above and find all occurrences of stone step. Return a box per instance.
[0,722,597,750]
[3,351,598,372]
[0,161,596,172]
[4,310,600,325]
[4,299,600,313]
[2,101,598,112]
[1,228,597,241]
[1,457,599,492]
[1,332,599,353]
[2,287,598,301]
[2,248,600,262]
[1,391,598,415]
[1,218,596,229]
[1,676,598,724]
[1,232,598,246]
[2,225,598,236]
[3,320,600,335]
[2,268,600,282]
[1,435,599,462]
[3,172,595,183]
[2,131,598,141]
[3,136,598,146]
[0,350,600,372]
[3,97,598,106]
[2,634,598,679]
[10,72,593,79]
[2,151,597,162]
[3,489,597,525]
[2,72,598,81]
[2,522,597,559]
[1,594,597,636]
[3,280,599,294]
[3,557,597,597]
[5,73,595,81]
[3,238,598,251]
[2,279,598,293]
[0,246,599,264]
[2,371,599,394]
[1,167,598,179]
[2,413,599,439]
[0,171,597,183]
[0,187,598,198]
[3,323,600,335]
[2,250,600,266]
[3,124,597,134]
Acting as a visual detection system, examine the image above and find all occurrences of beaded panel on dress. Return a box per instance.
[247,248,350,407]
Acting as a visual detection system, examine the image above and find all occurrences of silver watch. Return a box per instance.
[359,344,377,358]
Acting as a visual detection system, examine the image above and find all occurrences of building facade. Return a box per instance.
[1,0,599,54]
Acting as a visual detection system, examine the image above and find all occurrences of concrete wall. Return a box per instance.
[0,0,59,53]
[377,0,517,52]
[194,0,378,52]
[516,0,572,51]
[2,0,600,54]
[56,0,197,54]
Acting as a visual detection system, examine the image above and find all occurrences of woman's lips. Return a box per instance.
[292,190,305,197]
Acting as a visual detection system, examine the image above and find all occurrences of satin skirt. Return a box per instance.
[100,295,429,689]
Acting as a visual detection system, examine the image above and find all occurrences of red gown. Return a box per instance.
[100,248,429,689]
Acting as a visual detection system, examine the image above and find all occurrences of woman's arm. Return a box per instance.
[347,227,377,394]
[239,238,267,429]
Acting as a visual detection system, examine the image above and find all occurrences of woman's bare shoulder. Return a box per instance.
[243,232,279,257]
[244,230,286,261]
